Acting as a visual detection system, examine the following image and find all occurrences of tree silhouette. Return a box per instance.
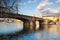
[0,0,20,14]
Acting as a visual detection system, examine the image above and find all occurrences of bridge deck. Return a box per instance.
[0,11,42,21]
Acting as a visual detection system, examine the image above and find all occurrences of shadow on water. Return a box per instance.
[0,28,37,40]
[0,27,43,40]
[0,30,30,40]
[0,24,56,40]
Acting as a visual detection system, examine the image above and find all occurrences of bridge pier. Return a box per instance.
[39,20,44,30]
[23,20,36,32]
[43,19,49,24]
[58,16,60,24]
[23,21,30,31]
[29,20,36,31]
[0,10,46,32]
[23,19,45,31]
[29,19,44,31]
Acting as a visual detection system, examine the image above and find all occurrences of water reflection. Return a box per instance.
[0,22,23,34]
[0,24,60,40]
[19,24,60,40]
[48,25,60,40]
[34,25,60,40]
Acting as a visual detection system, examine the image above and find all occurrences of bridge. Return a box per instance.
[0,10,44,31]
[0,6,57,32]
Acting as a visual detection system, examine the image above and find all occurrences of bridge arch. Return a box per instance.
[0,11,32,31]
[0,11,44,32]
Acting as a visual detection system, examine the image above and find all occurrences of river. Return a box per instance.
[0,22,60,40]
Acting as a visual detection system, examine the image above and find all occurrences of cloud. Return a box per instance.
[15,2,23,6]
[33,0,38,2]
[56,0,60,3]
[28,0,38,3]
[36,0,53,10]
[28,0,32,3]
[36,0,60,16]
[40,8,60,16]
[47,8,60,13]
[34,10,42,17]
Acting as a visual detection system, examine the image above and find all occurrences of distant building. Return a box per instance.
[42,16,60,24]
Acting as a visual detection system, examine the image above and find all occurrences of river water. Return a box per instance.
[0,22,23,34]
[0,22,60,40]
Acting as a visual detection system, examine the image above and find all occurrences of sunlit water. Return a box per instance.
[0,22,60,40]
[18,25,60,40]
[0,22,23,34]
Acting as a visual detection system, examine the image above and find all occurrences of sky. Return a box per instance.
[0,0,60,34]
[17,0,60,17]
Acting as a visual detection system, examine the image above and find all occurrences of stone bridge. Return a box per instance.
[0,11,44,31]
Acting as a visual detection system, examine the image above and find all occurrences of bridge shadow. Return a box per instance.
[0,25,44,40]
[0,30,31,40]
[0,10,51,40]
[0,24,52,40]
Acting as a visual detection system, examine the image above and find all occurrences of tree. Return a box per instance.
[0,0,20,14]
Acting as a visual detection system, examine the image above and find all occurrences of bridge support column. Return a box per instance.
[23,20,36,32]
[29,21,36,31]
[58,16,60,24]
[23,21,30,32]
[43,19,49,24]
[39,20,44,30]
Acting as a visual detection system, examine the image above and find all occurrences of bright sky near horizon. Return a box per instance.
[18,0,60,17]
